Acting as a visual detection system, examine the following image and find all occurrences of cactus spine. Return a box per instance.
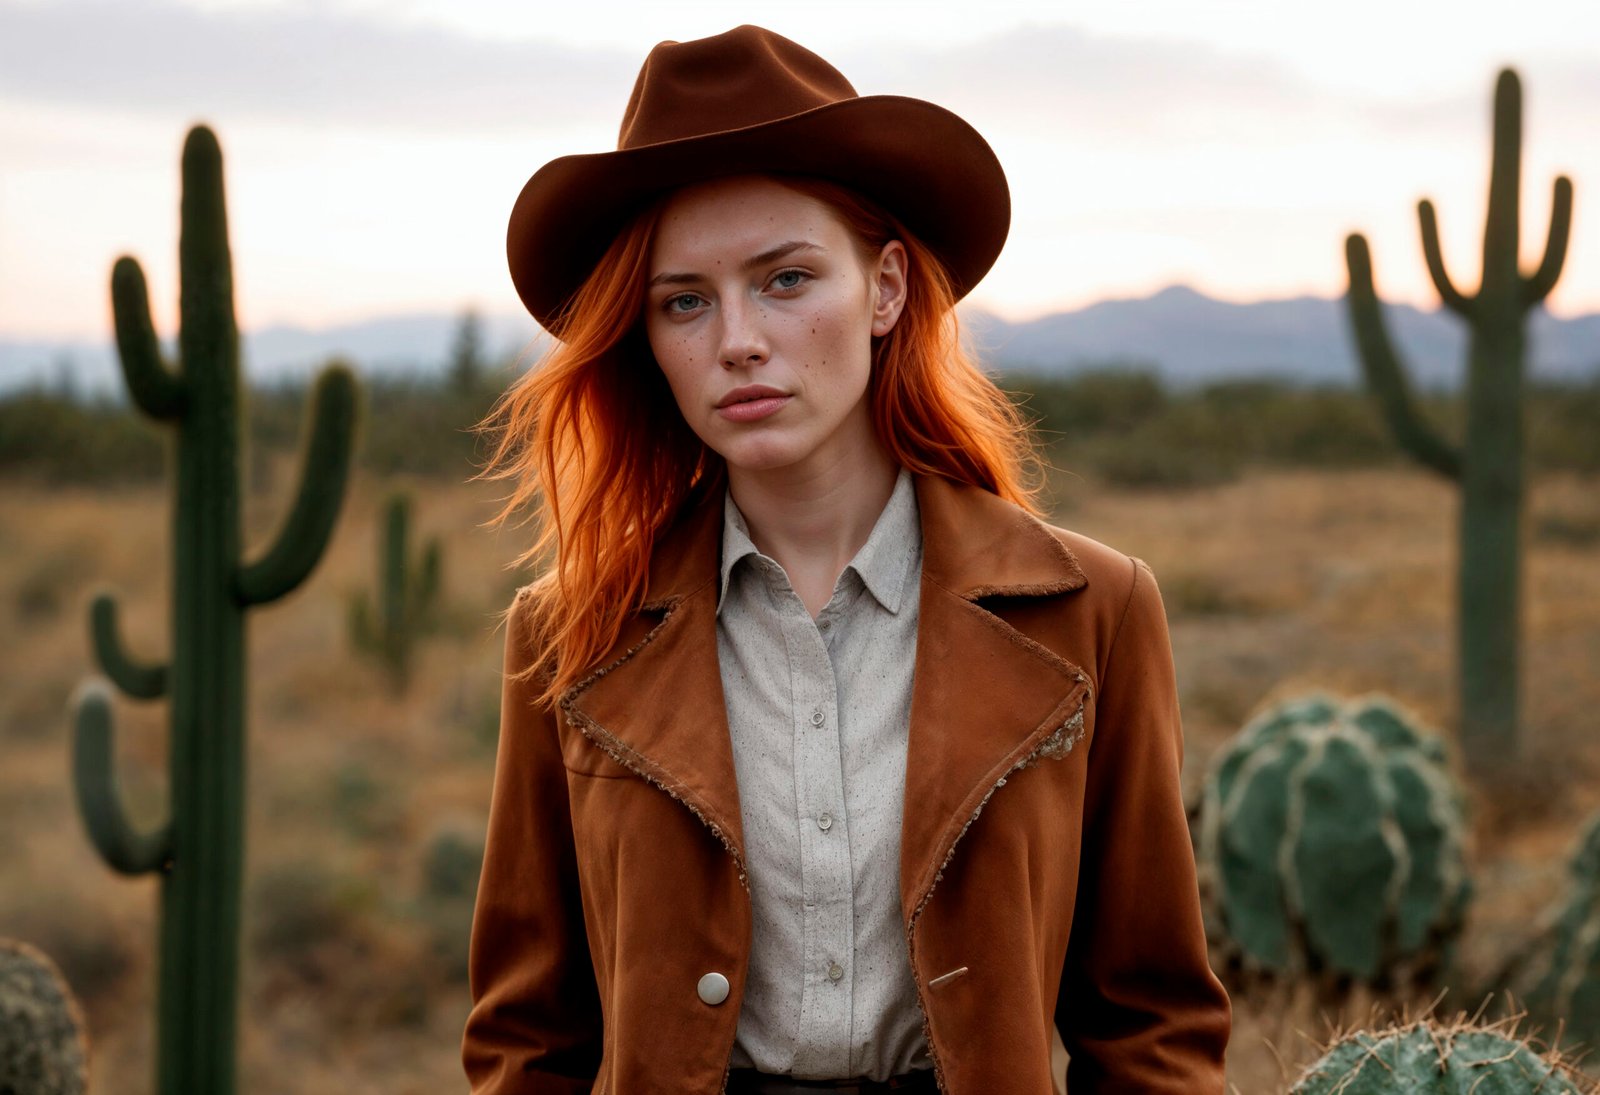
[0,939,89,1095]
[1290,1014,1591,1094]
[1197,693,1471,988]
[349,490,441,690]
[68,125,357,1095]
[1343,67,1573,774]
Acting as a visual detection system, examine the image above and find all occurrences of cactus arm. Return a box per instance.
[1524,175,1573,306]
[1416,200,1475,318]
[111,257,185,420]
[90,591,169,700]
[235,363,358,606]
[415,539,442,622]
[70,680,173,876]
[1343,233,1463,481]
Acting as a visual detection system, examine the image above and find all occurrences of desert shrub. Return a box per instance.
[0,390,164,484]
[2,904,139,1015]
[1004,365,1167,442]
[416,818,484,985]
[246,859,430,1031]
[0,938,89,1095]
[328,760,407,842]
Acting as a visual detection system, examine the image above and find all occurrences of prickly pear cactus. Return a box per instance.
[68,125,357,1095]
[1501,810,1600,1055]
[1290,1014,1593,1094]
[0,939,89,1095]
[349,490,442,690]
[1196,692,1471,986]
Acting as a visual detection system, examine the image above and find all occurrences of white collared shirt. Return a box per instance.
[717,467,933,1080]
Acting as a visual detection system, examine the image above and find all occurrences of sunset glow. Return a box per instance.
[1,0,1595,342]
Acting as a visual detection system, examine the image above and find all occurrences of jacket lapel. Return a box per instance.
[556,472,1093,912]
[556,478,751,885]
[899,475,1091,926]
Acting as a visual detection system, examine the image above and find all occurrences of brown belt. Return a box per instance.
[726,1067,938,1094]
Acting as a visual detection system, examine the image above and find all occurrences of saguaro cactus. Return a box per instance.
[349,490,442,691]
[1343,67,1573,774]
[68,125,357,1095]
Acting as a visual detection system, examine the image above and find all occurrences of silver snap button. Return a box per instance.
[817,812,834,831]
[826,962,844,982]
[697,972,730,1006]
[810,709,825,727]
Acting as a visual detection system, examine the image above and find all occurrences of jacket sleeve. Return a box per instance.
[462,588,604,1094]
[1054,557,1231,1094]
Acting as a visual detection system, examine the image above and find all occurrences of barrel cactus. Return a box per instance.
[0,938,89,1095]
[1500,810,1600,1054]
[1196,692,1471,987]
[1290,1014,1593,1094]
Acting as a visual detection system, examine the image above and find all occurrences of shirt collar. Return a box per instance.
[716,466,920,617]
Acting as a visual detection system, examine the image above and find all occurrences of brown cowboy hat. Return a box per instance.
[506,24,1011,332]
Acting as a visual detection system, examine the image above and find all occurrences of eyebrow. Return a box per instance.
[648,240,822,288]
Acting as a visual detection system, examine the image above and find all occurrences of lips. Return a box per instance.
[716,385,788,408]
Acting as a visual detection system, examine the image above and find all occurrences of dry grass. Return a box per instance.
[3,458,1599,1093]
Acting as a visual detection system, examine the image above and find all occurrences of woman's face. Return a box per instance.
[643,175,907,479]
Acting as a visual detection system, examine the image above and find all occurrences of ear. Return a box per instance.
[870,240,909,338]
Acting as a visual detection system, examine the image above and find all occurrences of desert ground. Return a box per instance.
[4,452,1598,1093]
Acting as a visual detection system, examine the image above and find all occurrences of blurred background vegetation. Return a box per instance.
[6,356,1598,490]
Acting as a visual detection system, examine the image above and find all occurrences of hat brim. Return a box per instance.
[506,94,1010,332]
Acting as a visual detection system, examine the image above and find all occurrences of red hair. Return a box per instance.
[473,176,1043,705]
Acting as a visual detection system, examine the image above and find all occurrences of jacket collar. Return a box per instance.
[640,470,1087,611]
[716,467,920,617]
[559,471,1091,915]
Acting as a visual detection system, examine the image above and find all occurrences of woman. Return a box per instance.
[463,25,1230,1095]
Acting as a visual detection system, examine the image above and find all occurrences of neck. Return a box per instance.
[726,433,899,614]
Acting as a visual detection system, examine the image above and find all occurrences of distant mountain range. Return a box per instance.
[5,284,1597,399]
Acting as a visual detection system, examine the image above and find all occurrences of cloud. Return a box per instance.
[2,1,1594,153]
[841,24,1334,142]
[0,0,637,133]
[4,4,1343,148]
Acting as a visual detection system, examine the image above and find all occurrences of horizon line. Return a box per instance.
[5,280,1600,344]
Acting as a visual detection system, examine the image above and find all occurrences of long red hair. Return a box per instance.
[473,176,1043,705]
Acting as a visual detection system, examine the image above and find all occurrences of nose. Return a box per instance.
[717,296,768,370]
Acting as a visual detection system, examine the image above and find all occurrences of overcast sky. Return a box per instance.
[2,0,1596,340]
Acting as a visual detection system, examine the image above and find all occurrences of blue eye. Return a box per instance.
[771,269,806,291]
[665,293,703,314]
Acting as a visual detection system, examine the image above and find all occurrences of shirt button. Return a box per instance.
[697,972,730,1006]
[817,812,834,831]
[810,709,825,727]
[827,963,844,983]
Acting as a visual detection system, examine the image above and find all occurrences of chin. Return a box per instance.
[712,433,814,474]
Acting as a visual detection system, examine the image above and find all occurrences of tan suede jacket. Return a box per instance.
[462,472,1232,1094]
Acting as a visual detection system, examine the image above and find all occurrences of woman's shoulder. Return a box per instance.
[945,474,1151,595]
[1034,517,1147,585]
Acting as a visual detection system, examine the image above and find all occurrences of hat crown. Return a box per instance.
[618,25,859,150]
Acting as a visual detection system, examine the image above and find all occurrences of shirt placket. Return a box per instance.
[779,582,855,1079]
